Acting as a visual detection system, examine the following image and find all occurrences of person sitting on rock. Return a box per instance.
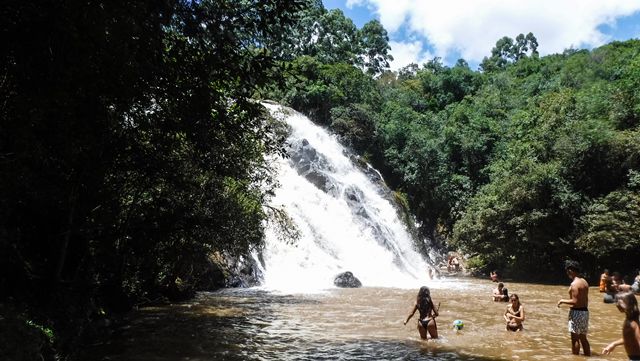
[447,255,455,272]
[450,256,460,272]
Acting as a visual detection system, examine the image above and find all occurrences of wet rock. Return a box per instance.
[304,169,332,192]
[223,254,262,288]
[287,138,341,194]
[334,271,362,288]
[343,185,363,205]
[197,253,263,290]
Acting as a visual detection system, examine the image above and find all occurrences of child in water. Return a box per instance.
[602,292,640,360]
[404,286,439,340]
[503,294,525,331]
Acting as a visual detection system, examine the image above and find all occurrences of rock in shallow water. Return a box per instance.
[334,271,362,288]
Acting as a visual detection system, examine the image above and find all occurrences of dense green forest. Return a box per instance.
[267,7,640,281]
[1,0,639,359]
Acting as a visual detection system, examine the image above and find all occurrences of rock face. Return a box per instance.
[195,253,263,291]
[288,138,339,196]
[223,254,262,288]
[333,271,362,288]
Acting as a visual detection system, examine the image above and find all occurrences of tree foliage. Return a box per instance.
[481,32,539,72]
[275,25,640,281]
[0,0,310,358]
[278,2,393,75]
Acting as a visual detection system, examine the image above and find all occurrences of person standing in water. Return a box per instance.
[602,292,640,360]
[404,286,439,340]
[557,260,591,356]
[600,269,610,293]
[504,294,525,331]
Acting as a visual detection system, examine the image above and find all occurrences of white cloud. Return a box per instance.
[356,0,640,67]
[388,40,434,71]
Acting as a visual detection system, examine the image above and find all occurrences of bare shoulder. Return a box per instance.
[623,320,636,335]
[572,277,589,288]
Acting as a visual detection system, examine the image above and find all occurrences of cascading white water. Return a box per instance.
[259,103,432,292]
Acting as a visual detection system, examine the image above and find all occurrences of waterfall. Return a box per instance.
[259,103,432,292]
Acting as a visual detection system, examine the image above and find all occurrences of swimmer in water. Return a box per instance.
[504,294,525,331]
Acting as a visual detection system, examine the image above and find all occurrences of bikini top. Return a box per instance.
[508,305,522,317]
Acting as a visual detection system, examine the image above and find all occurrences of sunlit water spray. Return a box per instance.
[259,103,433,292]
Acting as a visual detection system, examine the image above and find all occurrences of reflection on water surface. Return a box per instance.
[80,278,631,360]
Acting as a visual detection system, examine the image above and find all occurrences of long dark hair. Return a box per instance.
[617,292,640,322]
[509,293,520,308]
[417,286,433,314]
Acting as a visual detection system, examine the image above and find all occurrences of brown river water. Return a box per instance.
[81,277,633,361]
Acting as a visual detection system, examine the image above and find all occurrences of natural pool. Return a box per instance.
[79,277,630,360]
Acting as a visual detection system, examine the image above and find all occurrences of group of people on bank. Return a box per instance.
[403,261,640,360]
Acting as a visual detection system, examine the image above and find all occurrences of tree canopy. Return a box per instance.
[276,33,640,281]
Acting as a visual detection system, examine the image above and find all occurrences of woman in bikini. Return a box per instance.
[404,286,439,340]
[504,293,525,331]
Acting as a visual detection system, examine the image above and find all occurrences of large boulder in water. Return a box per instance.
[334,271,362,288]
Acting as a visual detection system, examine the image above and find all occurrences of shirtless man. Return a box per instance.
[557,260,591,356]
[602,292,640,360]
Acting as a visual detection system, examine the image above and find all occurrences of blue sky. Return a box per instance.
[323,0,640,70]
